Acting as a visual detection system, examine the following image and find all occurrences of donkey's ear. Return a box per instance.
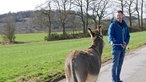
[88,28,94,37]
[97,25,103,35]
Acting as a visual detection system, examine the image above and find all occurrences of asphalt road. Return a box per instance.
[97,45,146,82]
[59,45,146,82]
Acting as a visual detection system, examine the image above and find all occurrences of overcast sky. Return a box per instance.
[0,0,46,15]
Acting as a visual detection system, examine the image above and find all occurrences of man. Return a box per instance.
[108,10,130,82]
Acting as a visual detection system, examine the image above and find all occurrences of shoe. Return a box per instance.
[118,81,123,82]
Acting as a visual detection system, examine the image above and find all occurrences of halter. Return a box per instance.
[97,35,105,48]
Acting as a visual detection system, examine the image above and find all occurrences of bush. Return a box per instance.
[44,33,89,41]
[1,35,15,45]
[129,27,141,32]
[44,33,60,41]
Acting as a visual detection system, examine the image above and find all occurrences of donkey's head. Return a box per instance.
[88,26,104,54]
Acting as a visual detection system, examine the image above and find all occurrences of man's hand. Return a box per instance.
[110,42,114,46]
[122,42,127,47]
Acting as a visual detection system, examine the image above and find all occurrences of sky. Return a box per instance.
[0,0,47,15]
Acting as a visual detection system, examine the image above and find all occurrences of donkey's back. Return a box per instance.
[65,27,103,82]
[65,49,101,82]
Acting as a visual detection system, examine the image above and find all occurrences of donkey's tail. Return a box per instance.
[72,58,78,82]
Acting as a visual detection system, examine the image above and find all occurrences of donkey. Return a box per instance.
[65,27,104,82]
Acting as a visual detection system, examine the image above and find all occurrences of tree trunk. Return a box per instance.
[136,0,141,29]
[141,0,144,30]
[137,12,141,29]
[85,0,89,35]
[129,11,132,28]
[62,22,66,35]
[93,18,98,29]
[80,7,86,34]
[121,0,124,12]
[98,16,102,26]
[48,20,51,36]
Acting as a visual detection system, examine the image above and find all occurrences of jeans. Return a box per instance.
[112,50,125,82]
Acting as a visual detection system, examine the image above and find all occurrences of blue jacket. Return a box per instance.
[108,19,130,51]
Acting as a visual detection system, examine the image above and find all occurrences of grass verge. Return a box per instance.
[0,31,146,82]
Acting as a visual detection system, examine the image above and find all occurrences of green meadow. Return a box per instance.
[0,31,146,82]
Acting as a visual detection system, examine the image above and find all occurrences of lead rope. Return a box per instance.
[113,44,125,48]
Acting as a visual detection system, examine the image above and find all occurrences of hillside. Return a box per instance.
[0,10,144,35]
[0,11,47,34]
[0,10,83,34]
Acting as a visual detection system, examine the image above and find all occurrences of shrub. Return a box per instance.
[44,33,89,41]
[44,33,60,41]
[129,27,141,33]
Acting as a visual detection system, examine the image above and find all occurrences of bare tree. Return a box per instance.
[90,0,109,29]
[141,0,144,30]
[41,1,52,36]
[85,0,90,34]
[125,0,135,28]
[120,0,125,12]
[74,0,93,34]
[53,0,73,35]
[67,11,82,35]
[32,10,47,31]
[74,0,86,34]
[34,0,52,36]
[116,0,126,12]
[135,0,141,29]
[2,12,16,44]
[111,0,126,12]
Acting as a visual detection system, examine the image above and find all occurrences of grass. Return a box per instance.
[0,31,146,82]
[0,33,46,43]
[15,33,46,42]
[0,31,82,42]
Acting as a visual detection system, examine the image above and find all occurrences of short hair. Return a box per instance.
[115,10,123,15]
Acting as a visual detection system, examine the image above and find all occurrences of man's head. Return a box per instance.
[115,10,124,23]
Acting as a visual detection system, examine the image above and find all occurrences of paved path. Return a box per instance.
[97,45,146,82]
[59,45,146,82]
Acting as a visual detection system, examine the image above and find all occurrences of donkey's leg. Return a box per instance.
[75,71,87,82]
[86,74,98,82]
[65,67,70,82]
[74,55,88,82]
[65,62,72,82]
